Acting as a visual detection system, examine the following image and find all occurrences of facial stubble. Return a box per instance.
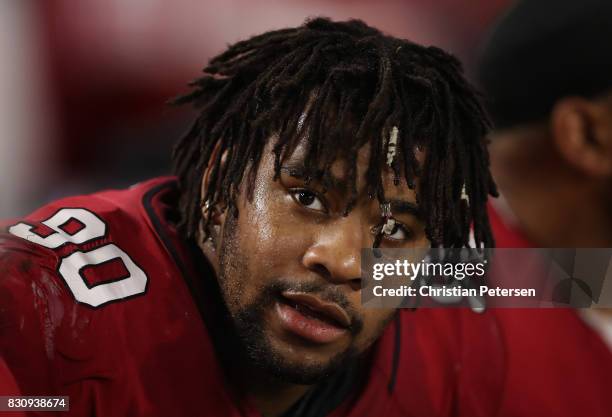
[216,213,368,385]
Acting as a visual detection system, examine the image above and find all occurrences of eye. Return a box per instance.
[385,223,412,241]
[290,189,327,212]
[372,219,414,242]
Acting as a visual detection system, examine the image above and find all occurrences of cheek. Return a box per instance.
[224,185,315,310]
[239,185,312,267]
[354,309,396,350]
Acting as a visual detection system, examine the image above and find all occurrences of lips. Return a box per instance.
[281,291,351,328]
[274,291,352,344]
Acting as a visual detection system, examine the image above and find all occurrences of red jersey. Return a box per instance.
[0,178,505,417]
[488,202,612,417]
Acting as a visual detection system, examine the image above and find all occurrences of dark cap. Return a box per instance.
[477,0,612,130]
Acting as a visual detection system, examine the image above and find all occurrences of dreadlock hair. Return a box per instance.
[172,17,498,248]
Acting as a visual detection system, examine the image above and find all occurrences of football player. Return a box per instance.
[1,18,502,416]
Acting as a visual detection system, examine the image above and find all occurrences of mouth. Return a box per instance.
[274,291,351,344]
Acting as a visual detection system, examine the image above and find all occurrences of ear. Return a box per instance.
[200,141,229,226]
[550,97,612,177]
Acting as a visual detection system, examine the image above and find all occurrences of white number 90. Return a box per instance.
[9,208,147,307]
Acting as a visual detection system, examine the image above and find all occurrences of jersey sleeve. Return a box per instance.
[0,227,152,417]
[0,234,60,389]
[0,234,74,416]
[0,179,248,417]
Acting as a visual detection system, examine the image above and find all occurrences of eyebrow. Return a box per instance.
[387,199,420,218]
[280,164,349,194]
[280,163,421,219]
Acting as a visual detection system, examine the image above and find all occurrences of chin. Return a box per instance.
[258,352,348,385]
[247,332,357,385]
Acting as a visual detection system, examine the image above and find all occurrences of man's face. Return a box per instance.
[211,138,429,384]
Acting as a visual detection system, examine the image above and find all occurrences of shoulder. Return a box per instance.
[3,177,176,248]
[0,232,82,395]
[1,177,180,305]
[0,177,186,390]
[0,178,238,415]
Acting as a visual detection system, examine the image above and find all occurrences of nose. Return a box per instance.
[301,216,364,290]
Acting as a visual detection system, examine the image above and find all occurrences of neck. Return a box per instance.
[549,202,612,248]
[504,179,612,248]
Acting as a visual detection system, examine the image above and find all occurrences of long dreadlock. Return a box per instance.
[172,17,498,248]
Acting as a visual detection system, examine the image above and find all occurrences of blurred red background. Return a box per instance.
[0,0,513,218]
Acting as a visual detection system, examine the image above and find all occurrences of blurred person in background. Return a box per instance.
[0,18,505,417]
[478,0,612,415]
